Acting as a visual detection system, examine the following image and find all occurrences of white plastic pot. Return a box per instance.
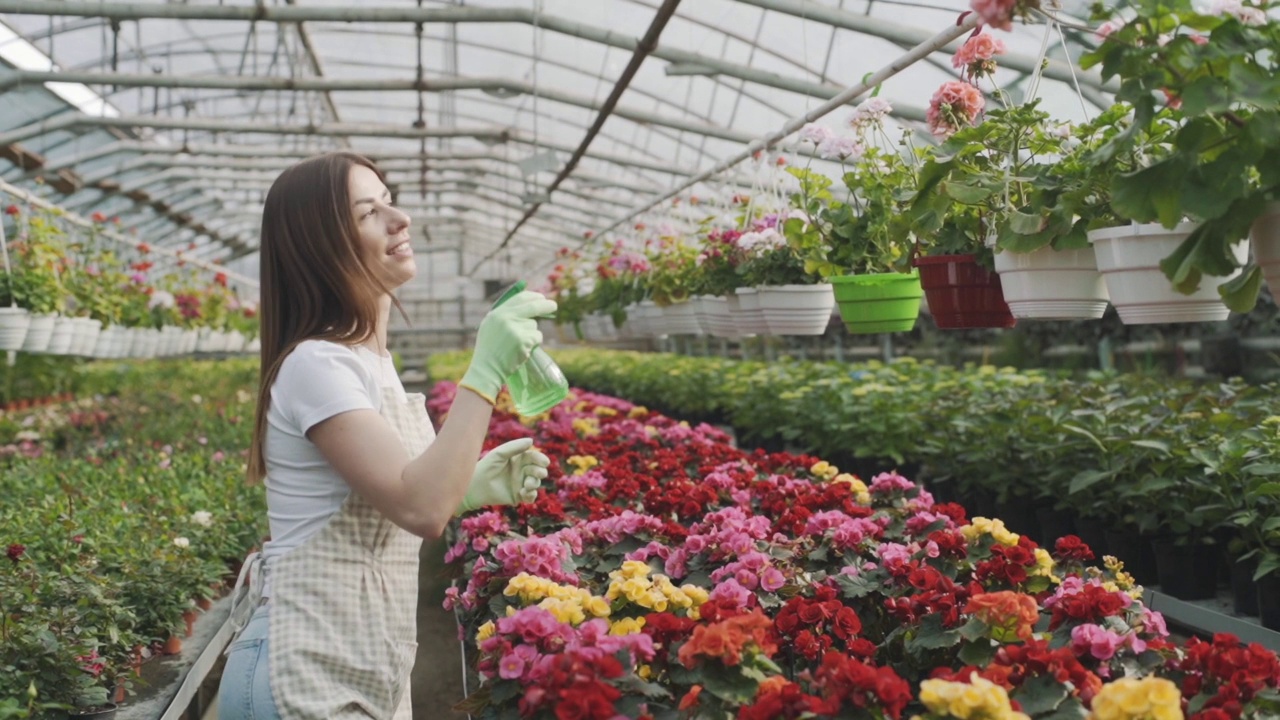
[0,307,31,351]
[757,284,836,336]
[993,245,1109,320]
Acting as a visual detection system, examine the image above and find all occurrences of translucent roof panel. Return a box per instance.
[0,0,1109,283]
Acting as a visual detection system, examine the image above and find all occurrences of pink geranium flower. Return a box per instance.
[970,0,1020,31]
[952,33,1007,77]
[927,81,986,138]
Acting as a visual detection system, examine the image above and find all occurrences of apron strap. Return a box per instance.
[223,550,265,654]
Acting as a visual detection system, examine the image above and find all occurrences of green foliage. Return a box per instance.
[0,359,266,714]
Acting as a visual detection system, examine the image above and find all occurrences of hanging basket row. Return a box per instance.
[0,310,256,358]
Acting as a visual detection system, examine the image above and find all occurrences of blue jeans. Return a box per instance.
[219,604,281,720]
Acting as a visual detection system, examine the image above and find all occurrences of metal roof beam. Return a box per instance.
[0,71,756,144]
[0,2,931,116]
[735,0,1116,95]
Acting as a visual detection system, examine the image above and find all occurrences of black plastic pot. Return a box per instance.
[995,495,1038,541]
[1230,555,1260,617]
[1073,515,1110,561]
[66,704,117,720]
[1151,537,1219,601]
[1104,527,1158,585]
[1259,572,1280,631]
[1035,505,1077,549]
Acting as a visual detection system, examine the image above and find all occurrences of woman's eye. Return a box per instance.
[363,208,377,219]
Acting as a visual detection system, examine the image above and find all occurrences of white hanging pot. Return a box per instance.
[1250,201,1280,296]
[697,295,739,339]
[73,318,102,357]
[622,303,646,338]
[993,245,1110,320]
[196,328,218,353]
[636,300,666,338]
[732,288,769,336]
[183,328,199,354]
[0,307,31,351]
[756,284,836,336]
[1089,223,1247,324]
[660,300,704,335]
[20,312,57,353]
[92,324,121,359]
[45,315,76,355]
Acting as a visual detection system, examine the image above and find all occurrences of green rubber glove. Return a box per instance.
[458,438,550,514]
[459,290,558,405]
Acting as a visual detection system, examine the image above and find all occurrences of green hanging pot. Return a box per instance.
[828,271,923,334]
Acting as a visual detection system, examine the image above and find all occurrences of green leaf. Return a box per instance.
[1252,481,1280,494]
[1130,440,1171,455]
[957,639,998,666]
[943,181,996,204]
[1218,264,1262,314]
[958,616,989,642]
[1179,76,1235,117]
[1069,469,1114,495]
[1112,158,1190,228]
[700,664,761,704]
[1013,674,1071,715]
[908,614,962,651]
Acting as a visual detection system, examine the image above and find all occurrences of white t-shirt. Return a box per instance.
[260,340,407,577]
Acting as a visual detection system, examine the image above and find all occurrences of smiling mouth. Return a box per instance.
[386,241,411,256]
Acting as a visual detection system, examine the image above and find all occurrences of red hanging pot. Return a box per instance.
[914,254,1016,329]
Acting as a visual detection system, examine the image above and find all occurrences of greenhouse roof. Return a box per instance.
[0,0,1109,286]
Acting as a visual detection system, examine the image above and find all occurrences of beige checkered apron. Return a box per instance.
[264,387,435,719]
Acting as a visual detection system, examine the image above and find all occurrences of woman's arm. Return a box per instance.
[306,386,495,540]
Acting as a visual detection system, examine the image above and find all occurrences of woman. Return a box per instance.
[218,151,555,719]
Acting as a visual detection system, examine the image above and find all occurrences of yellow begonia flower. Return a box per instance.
[566,454,599,475]
[810,461,839,481]
[1088,677,1183,720]
[475,621,496,643]
[594,406,618,417]
[628,406,648,419]
[919,674,1030,720]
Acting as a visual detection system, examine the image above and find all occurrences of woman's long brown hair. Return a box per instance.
[247,151,401,483]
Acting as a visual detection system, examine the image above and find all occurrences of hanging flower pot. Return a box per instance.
[19,312,56,353]
[1089,223,1247,324]
[913,255,1015,329]
[756,284,835,336]
[731,288,770,336]
[0,306,31,351]
[993,246,1109,320]
[635,301,666,338]
[45,315,76,355]
[695,295,738,339]
[1250,201,1280,296]
[829,272,923,335]
[660,299,703,335]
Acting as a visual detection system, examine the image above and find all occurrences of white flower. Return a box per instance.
[1095,20,1124,39]
[1053,122,1073,139]
[148,290,176,310]
[14,431,40,442]
[850,97,893,127]
[191,394,203,405]
[191,511,213,527]
[173,537,190,549]
[1209,0,1267,24]
[818,136,862,161]
[799,123,834,144]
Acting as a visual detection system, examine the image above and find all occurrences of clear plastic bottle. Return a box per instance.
[492,281,569,417]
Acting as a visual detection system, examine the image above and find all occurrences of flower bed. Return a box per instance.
[429,350,1280,598]
[0,359,265,717]
[434,380,1280,719]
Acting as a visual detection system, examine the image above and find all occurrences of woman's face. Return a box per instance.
[348,164,416,289]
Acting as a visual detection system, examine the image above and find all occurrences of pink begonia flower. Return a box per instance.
[760,567,787,592]
[1139,607,1170,638]
[970,0,1019,31]
[951,33,1007,73]
[734,568,760,590]
[498,652,526,679]
[877,542,912,566]
[927,81,986,139]
[1071,624,1148,663]
[708,578,754,609]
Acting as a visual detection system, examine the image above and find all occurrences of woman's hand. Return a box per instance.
[458,438,550,514]
[459,291,557,404]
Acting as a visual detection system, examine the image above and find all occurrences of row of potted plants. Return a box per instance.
[429,348,1280,629]
[0,358,266,718]
[543,0,1280,340]
[426,377,1280,718]
[0,205,258,359]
